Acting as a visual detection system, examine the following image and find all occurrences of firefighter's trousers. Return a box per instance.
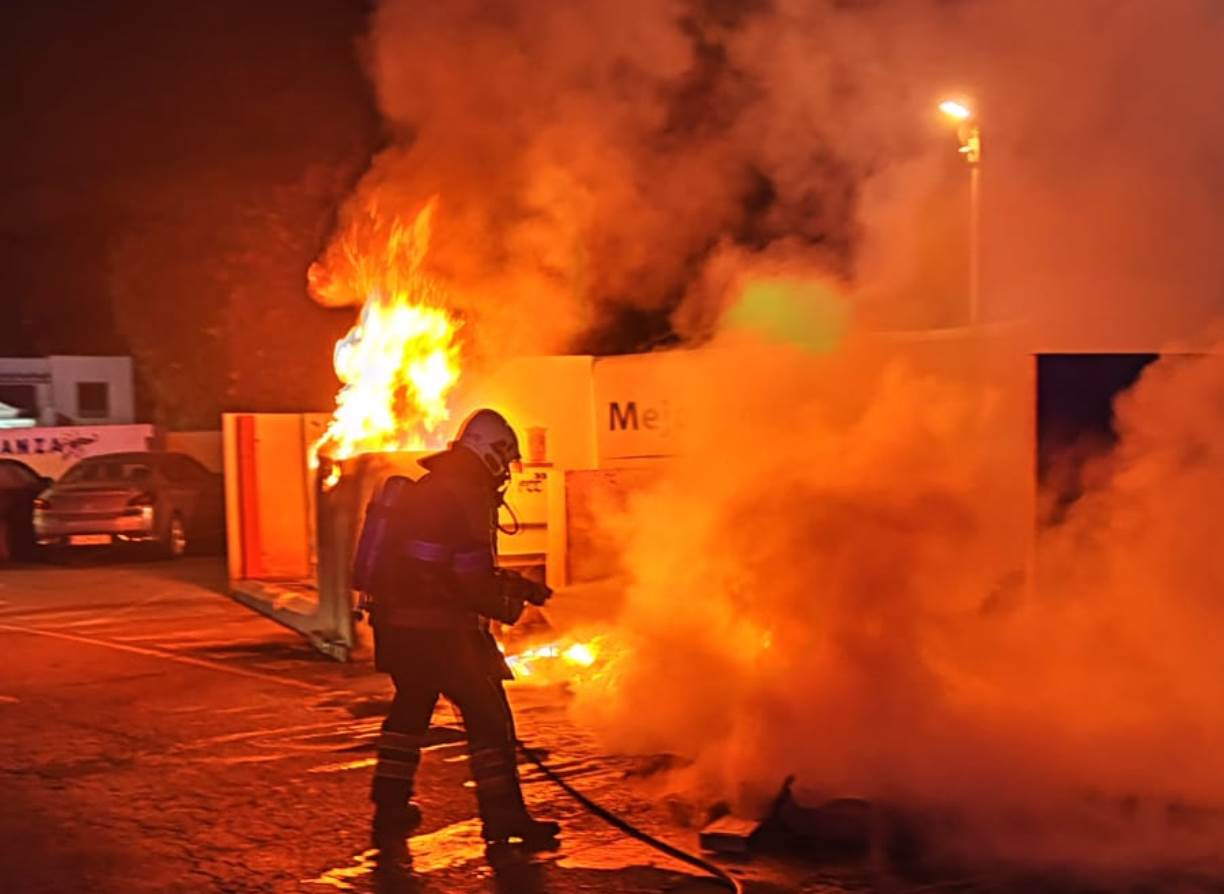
[371,628,526,825]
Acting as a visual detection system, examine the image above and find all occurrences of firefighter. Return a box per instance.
[365,408,560,850]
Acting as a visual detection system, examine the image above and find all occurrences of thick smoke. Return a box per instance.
[316,0,735,355]
[325,0,1224,874]
[318,0,1224,353]
[570,330,1224,873]
[315,0,909,352]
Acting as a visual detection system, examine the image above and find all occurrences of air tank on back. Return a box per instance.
[314,451,426,657]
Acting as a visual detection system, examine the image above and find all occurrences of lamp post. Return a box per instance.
[939,99,982,326]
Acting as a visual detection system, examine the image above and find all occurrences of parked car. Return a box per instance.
[33,451,224,558]
[0,458,52,561]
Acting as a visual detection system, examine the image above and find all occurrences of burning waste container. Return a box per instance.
[222,407,564,661]
[314,450,427,657]
[221,412,434,660]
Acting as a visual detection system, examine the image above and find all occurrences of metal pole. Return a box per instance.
[969,162,981,326]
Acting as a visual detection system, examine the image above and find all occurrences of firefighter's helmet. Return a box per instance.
[453,409,521,480]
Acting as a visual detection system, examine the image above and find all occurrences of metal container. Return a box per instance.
[315,451,426,658]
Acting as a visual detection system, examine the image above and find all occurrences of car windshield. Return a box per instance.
[62,460,153,485]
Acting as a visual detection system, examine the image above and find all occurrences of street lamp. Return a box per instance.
[939,99,982,325]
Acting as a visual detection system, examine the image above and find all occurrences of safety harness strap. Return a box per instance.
[405,539,453,563]
[453,549,494,574]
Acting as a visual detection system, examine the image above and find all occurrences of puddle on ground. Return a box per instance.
[556,834,693,873]
[423,740,466,754]
[308,740,465,775]
[305,847,380,891]
[309,757,379,774]
[260,720,382,752]
[165,701,275,716]
[305,819,493,890]
[195,753,295,767]
[406,818,490,874]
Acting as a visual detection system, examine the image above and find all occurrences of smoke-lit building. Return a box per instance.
[0,356,135,429]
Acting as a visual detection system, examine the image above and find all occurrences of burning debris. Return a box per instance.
[503,635,606,685]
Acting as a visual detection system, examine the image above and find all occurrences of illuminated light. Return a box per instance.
[938,98,983,166]
[309,198,463,486]
[939,99,973,121]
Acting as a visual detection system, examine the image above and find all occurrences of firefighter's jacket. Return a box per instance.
[368,448,519,677]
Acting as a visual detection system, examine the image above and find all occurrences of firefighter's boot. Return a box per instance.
[470,746,560,849]
[370,730,425,846]
[372,802,423,850]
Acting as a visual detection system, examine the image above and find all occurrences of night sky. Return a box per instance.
[0,0,1162,443]
[1,0,379,425]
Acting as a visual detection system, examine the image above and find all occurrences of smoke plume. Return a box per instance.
[317,0,1224,353]
[321,0,1224,874]
[570,329,1224,874]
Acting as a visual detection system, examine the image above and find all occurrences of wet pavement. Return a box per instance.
[0,557,1022,893]
[0,558,743,893]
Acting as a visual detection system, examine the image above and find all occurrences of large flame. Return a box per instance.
[311,199,462,469]
[310,197,609,683]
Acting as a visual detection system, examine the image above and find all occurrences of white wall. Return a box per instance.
[0,358,50,379]
[0,356,136,425]
[451,355,598,471]
[593,351,692,465]
[0,358,54,425]
[581,335,1034,587]
[47,356,135,424]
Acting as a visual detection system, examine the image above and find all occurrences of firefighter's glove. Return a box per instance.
[489,594,526,626]
[522,580,553,607]
[498,570,552,608]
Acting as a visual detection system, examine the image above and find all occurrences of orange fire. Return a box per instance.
[310,197,609,682]
[310,199,462,477]
[505,635,609,686]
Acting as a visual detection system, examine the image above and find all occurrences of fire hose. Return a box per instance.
[515,738,746,894]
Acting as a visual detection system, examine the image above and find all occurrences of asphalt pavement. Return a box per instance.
[13,556,1143,893]
[0,556,853,894]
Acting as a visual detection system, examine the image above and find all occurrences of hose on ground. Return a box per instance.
[516,739,745,894]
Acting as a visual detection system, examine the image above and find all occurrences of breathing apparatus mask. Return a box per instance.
[452,408,523,533]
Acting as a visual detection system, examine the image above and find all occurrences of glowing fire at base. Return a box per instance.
[505,636,607,685]
[310,199,462,481]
